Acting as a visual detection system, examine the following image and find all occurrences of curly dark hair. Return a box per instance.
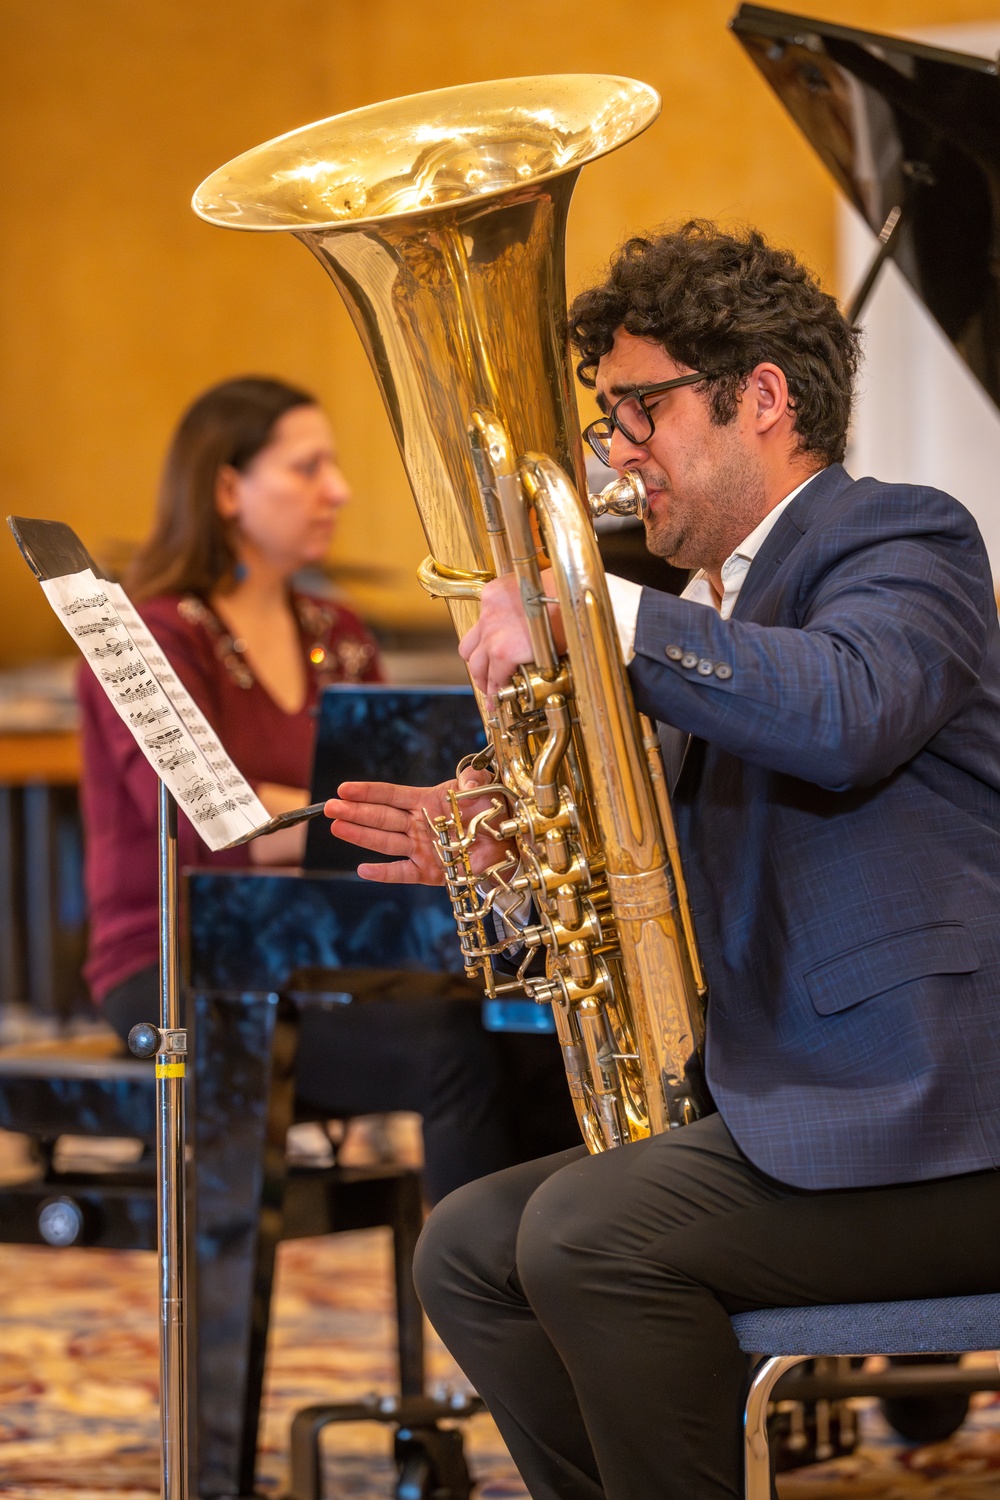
[569,221,861,465]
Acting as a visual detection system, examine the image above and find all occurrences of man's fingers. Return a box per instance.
[483,649,518,699]
[333,780,428,811]
[355,859,419,884]
[325,796,410,834]
[464,642,491,694]
[458,620,481,663]
[329,817,412,857]
[456,765,491,791]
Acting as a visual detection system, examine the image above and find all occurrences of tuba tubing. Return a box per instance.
[193,74,707,1148]
[519,455,707,1134]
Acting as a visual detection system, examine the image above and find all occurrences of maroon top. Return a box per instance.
[79,590,382,1000]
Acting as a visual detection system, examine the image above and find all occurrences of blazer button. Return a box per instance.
[696,659,714,676]
[665,645,683,660]
[681,652,698,669]
[714,663,733,680]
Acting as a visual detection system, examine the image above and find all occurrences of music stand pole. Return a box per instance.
[130,782,189,1500]
[121,798,326,1500]
[158,781,189,1500]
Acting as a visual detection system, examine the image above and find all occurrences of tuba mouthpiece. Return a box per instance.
[589,471,648,521]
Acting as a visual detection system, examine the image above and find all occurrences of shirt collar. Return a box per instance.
[682,469,825,616]
[723,471,822,575]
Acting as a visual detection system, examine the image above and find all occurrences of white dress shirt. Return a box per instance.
[604,472,821,661]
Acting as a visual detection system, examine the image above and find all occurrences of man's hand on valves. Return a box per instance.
[325,766,510,886]
[458,569,566,700]
[324,569,563,885]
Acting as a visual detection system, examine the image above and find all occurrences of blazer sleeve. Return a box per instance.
[628,493,991,791]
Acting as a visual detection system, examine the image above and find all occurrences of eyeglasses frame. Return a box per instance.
[583,370,709,465]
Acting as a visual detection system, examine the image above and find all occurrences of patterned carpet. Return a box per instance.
[0,1233,525,1500]
[2,1225,1000,1498]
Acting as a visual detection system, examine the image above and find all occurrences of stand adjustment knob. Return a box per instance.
[128,1022,160,1059]
[39,1196,85,1247]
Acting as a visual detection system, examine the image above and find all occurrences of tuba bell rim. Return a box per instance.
[191,73,661,234]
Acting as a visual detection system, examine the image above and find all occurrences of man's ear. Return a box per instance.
[750,363,791,436]
[215,464,241,520]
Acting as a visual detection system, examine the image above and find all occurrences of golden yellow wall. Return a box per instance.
[2,0,996,665]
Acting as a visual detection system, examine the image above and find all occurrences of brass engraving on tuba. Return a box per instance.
[194,75,708,1150]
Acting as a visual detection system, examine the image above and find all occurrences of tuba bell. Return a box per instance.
[194,75,708,1150]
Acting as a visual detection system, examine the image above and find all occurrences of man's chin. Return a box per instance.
[643,520,681,564]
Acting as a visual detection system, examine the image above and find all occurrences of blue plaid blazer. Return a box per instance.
[630,463,1000,1190]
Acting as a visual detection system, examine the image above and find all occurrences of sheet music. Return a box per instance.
[41,568,270,850]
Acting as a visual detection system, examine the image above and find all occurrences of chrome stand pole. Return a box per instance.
[157,782,189,1500]
[130,784,189,1500]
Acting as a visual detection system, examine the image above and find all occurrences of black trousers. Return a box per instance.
[103,964,577,1204]
[414,1112,1000,1499]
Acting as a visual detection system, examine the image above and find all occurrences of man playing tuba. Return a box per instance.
[326,221,1000,1499]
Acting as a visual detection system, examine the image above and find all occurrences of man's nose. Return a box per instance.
[607,425,649,471]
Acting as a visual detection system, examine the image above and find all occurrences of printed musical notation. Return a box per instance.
[73,615,119,637]
[39,568,270,850]
[100,658,147,686]
[91,637,135,660]
[144,726,184,750]
[191,798,239,824]
[185,775,222,804]
[158,748,198,774]
[128,705,171,729]
[62,590,109,615]
[116,681,161,704]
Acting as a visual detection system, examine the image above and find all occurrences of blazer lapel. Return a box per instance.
[655,469,855,790]
[732,464,854,622]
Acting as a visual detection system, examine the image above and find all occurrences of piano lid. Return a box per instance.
[730,4,1000,410]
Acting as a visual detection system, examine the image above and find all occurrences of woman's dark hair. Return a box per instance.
[126,375,318,600]
[569,221,861,466]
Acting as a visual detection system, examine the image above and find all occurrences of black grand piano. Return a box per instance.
[731,4,1000,400]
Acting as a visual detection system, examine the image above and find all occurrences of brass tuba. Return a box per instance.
[194,76,708,1150]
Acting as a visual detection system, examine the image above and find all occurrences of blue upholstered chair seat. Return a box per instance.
[735,1295,1000,1497]
[732,1294,1000,1357]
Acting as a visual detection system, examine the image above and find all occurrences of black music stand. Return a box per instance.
[6,517,329,1500]
[8,516,491,1500]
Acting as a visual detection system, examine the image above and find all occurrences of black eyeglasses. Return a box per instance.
[583,371,708,465]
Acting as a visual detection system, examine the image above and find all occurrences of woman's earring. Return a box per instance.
[233,560,249,583]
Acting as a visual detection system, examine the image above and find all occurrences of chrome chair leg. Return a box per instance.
[744,1354,811,1500]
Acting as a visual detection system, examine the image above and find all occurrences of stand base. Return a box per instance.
[285,1393,485,1500]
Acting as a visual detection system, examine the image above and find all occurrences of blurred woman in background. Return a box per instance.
[78,375,523,1201]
